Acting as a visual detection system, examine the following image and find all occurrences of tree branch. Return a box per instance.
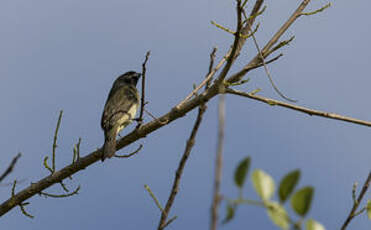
[176,0,264,108]
[157,104,207,230]
[210,87,226,230]
[0,153,21,183]
[228,0,312,83]
[341,171,371,230]
[136,51,151,128]
[226,88,371,127]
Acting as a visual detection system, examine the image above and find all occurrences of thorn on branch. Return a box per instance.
[114,144,143,158]
[300,3,331,16]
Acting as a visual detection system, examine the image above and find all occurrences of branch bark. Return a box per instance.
[226,88,371,127]
[210,90,225,230]
[0,153,21,183]
[157,104,207,230]
[228,0,312,83]
[341,171,371,230]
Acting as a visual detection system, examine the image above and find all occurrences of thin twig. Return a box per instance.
[39,185,80,198]
[206,47,218,90]
[243,53,283,72]
[226,88,371,127]
[144,184,164,212]
[213,0,243,84]
[11,180,33,218]
[114,144,143,158]
[251,33,297,102]
[211,86,226,230]
[0,153,21,182]
[341,171,371,230]
[158,104,207,230]
[52,110,63,172]
[176,0,264,108]
[228,0,312,83]
[136,51,151,129]
[176,52,225,108]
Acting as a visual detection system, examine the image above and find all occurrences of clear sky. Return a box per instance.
[1,0,370,229]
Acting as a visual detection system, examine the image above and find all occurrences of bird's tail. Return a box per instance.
[102,131,116,161]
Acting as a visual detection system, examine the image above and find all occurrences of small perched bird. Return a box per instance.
[101,71,141,161]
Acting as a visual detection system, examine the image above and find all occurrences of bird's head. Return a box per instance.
[115,71,141,86]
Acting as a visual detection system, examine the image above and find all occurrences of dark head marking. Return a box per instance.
[115,71,141,86]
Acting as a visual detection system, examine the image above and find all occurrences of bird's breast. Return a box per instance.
[116,103,139,134]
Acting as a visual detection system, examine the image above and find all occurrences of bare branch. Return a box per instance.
[52,110,63,172]
[243,53,283,72]
[114,144,143,158]
[206,47,218,89]
[158,104,207,230]
[72,137,82,163]
[210,87,226,230]
[39,185,80,198]
[228,0,312,83]
[0,0,351,219]
[144,184,164,212]
[226,88,371,127]
[136,51,151,129]
[176,0,264,108]
[0,153,21,183]
[341,171,371,230]
[251,33,297,102]
[300,2,331,16]
[12,180,33,218]
[213,0,243,84]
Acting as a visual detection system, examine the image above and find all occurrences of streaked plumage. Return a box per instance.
[101,71,141,161]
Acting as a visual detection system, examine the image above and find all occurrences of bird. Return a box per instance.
[101,71,141,161]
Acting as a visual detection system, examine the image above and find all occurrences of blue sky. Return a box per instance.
[1,0,370,229]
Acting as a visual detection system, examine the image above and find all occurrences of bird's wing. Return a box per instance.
[101,85,139,130]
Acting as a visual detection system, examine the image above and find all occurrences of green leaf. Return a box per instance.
[252,169,275,200]
[234,157,251,189]
[367,200,371,220]
[291,186,314,217]
[306,219,325,230]
[279,169,301,203]
[222,204,236,224]
[266,201,289,230]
